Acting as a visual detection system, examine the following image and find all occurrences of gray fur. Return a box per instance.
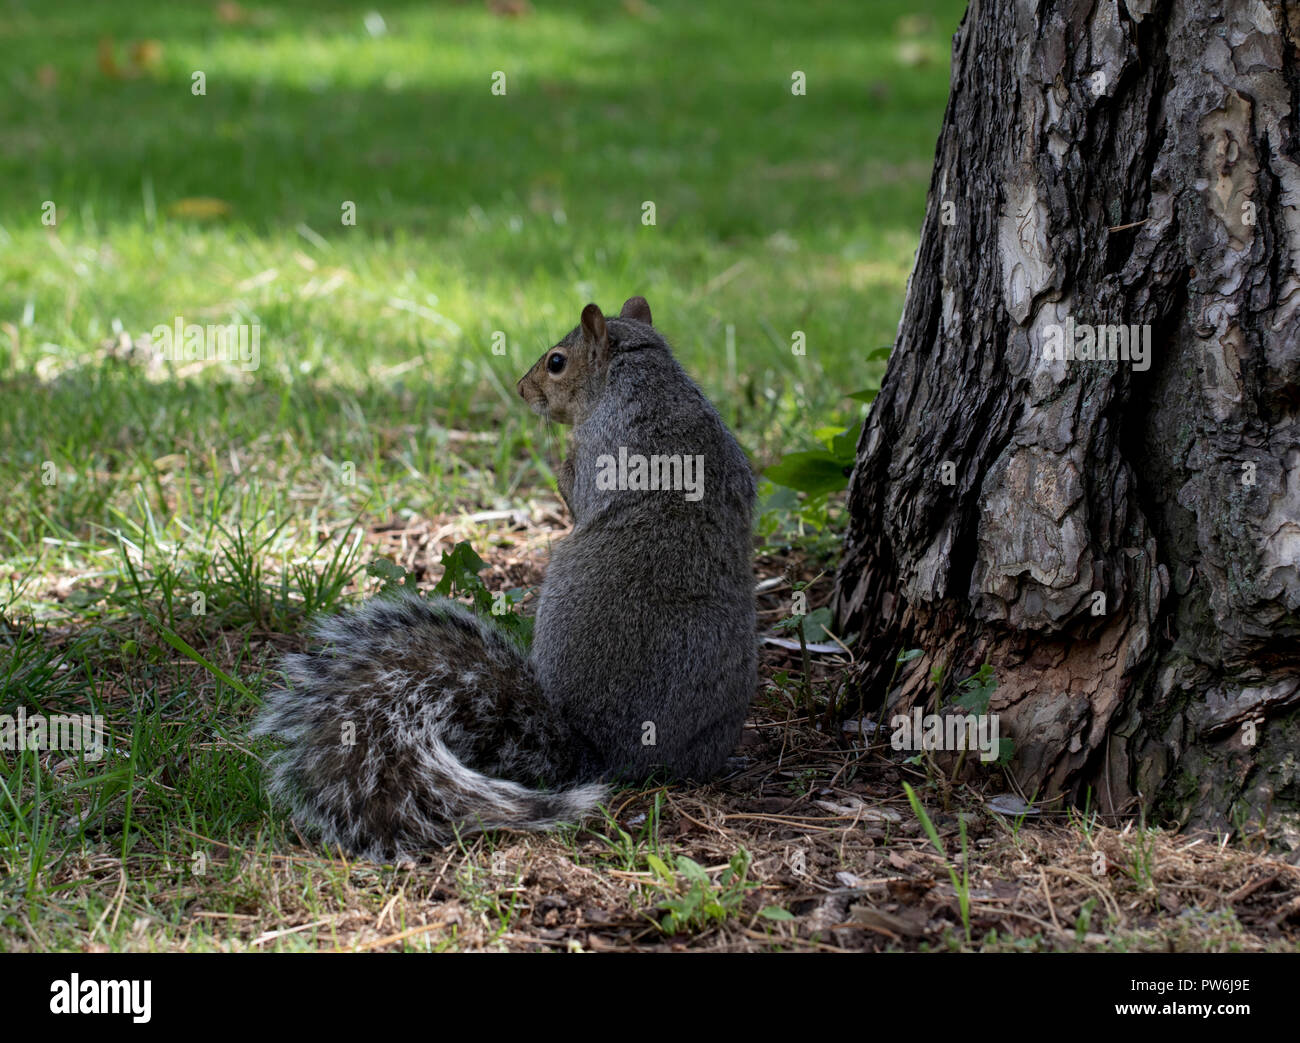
[254,299,756,860]
[253,595,605,861]
[533,314,757,782]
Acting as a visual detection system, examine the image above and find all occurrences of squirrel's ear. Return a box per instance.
[580,303,608,354]
[619,296,652,325]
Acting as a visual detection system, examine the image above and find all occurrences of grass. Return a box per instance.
[1,0,959,605]
[3,0,1295,953]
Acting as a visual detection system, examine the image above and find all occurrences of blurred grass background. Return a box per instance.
[0,0,963,598]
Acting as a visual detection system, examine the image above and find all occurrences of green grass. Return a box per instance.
[0,0,967,950]
[1,1,959,570]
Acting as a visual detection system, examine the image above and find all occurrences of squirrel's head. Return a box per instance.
[517,296,655,426]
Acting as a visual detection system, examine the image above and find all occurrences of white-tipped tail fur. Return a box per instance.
[252,594,606,861]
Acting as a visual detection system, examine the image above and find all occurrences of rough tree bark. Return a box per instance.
[832,0,1300,836]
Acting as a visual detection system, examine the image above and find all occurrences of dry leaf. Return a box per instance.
[217,2,250,24]
[848,902,929,936]
[130,39,164,72]
[97,38,122,80]
[166,197,232,219]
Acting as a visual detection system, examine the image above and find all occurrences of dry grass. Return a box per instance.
[7,508,1298,953]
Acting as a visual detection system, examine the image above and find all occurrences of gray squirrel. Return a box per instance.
[252,297,757,860]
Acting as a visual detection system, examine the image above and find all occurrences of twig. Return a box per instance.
[346,921,449,952]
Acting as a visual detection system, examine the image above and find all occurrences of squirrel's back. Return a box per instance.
[533,313,757,782]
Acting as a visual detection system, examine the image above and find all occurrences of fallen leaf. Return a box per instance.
[886,877,934,903]
[986,793,1041,817]
[130,40,164,72]
[848,902,929,936]
[166,197,232,219]
[98,38,122,80]
[217,2,250,24]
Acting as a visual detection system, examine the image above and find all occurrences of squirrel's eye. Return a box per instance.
[547,352,566,374]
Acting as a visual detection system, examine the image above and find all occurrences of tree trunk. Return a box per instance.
[832,0,1300,834]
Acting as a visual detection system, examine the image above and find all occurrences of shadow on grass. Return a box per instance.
[2,0,961,242]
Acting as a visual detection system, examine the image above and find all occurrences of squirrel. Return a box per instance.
[252,297,757,860]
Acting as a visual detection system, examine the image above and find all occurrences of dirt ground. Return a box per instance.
[314,516,1300,953]
[9,511,1300,952]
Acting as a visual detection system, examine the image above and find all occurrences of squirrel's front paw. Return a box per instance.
[557,456,576,513]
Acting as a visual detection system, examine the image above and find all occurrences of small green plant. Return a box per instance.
[763,419,862,504]
[366,557,420,597]
[367,540,533,647]
[946,661,1015,770]
[1008,788,1040,840]
[757,905,796,927]
[1068,788,1099,839]
[771,570,832,720]
[1075,896,1098,942]
[928,657,948,695]
[784,767,820,795]
[1227,796,1274,852]
[870,646,924,739]
[452,854,523,937]
[1127,820,1159,893]
[590,794,664,872]
[645,848,759,935]
[949,661,995,713]
[760,668,794,715]
[757,380,881,553]
[903,782,972,943]
[898,660,1015,787]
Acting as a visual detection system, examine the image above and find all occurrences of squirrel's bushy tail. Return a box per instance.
[252,594,605,860]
